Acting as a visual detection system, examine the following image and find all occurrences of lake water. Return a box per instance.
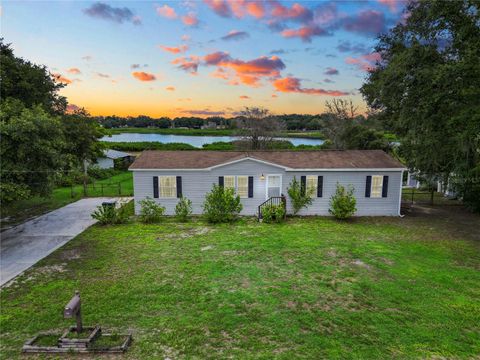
[102,133,324,147]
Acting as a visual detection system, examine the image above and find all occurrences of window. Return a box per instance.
[371,175,383,198]
[160,176,176,198]
[237,176,248,198]
[306,175,317,194]
[267,175,281,198]
[224,176,235,190]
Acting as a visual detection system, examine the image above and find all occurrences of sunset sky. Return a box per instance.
[2,0,407,118]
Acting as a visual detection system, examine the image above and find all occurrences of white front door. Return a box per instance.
[266,175,282,199]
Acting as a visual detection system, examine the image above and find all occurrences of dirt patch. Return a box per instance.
[59,248,82,261]
[352,259,372,270]
[159,227,212,241]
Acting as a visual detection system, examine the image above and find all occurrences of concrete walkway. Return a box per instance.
[0,197,124,287]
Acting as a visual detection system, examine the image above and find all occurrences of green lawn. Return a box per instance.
[0,171,133,230]
[1,205,479,358]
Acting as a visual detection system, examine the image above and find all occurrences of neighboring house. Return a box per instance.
[129,150,406,216]
[96,149,135,169]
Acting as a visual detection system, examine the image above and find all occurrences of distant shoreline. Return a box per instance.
[106,127,325,139]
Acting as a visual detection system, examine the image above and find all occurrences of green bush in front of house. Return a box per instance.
[262,203,286,223]
[139,197,166,223]
[203,184,242,223]
[287,176,314,215]
[175,196,193,222]
[329,183,357,219]
[91,201,130,225]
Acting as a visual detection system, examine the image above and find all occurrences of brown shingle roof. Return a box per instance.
[129,150,405,170]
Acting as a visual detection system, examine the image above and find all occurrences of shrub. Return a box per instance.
[139,197,165,223]
[203,184,242,223]
[329,183,357,219]
[262,204,286,223]
[175,196,193,222]
[287,176,314,215]
[87,166,120,180]
[91,201,130,225]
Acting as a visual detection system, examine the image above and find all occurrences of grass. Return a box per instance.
[1,205,479,358]
[0,171,133,230]
[31,334,60,347]
[108,127,325,139]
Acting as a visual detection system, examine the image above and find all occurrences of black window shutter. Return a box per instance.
[382,175,389,198]
[176,176,182,198]
[153,176,159,198]
[300,176,306,196]
[365,176,371,198]
[218,176,224,187]
[248,176,254,198]
[317,176,323,197]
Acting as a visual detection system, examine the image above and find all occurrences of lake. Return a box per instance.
[102,133,324,147]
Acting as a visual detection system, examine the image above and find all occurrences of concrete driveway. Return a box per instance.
[0,197,126,287]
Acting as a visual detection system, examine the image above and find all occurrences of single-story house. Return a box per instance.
[129,150,406,216]
[96,149,135,169]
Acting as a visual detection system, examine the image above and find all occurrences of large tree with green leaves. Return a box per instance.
[361,0,480,211]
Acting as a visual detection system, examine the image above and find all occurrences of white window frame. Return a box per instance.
[265,174,282,199]
[237,176,249,198]
[159,176,177,198]
[306,175,318,195]
[371,175,383,198]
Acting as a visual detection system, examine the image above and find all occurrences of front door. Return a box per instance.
[266,175,282,199]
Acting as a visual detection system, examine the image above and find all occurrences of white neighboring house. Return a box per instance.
[129,150,406,217]
[96,149,134,169]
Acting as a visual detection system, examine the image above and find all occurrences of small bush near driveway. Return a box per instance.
[139,197,165,223]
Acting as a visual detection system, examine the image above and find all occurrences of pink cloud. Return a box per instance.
[239,95,250,99]
[67,67,81,75]
[204,0,231,17]
[159,45,188,54]
[271,94,278,98]
[281,25,328,42]
[203,52,286,87]
[66,104,81,113]
[245,2,265,18]
[166,86,175,91]
[342,10,386,35]
[378,0,404,13]
[53,73,72,84]
[345,52,382,71]
[182,13,199,26]
[181,34,191,41]
[204,0,266,19]
[172,56,200,74]
[270,1,312,22]
[156,4,177,19]
[132,71,156,81]
[273,77,348,96]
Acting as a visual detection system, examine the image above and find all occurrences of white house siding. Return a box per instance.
[132,159,402,216]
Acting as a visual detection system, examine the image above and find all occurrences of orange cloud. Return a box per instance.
[239,95,250,99]
[132,71,156,81]
[204,0,266,19]
[159,45,188,54]
[345,52,382,71]
[273,77,348,96]
[203,52,286,87]
[270,2,312,21]
[166,86,175,91]
[172,56,200,74]
[182,13,198,26]
[281,25,328,42]
[271,94,278,98]
[67,67,81,74]
[156,4,177,19]
[245,2,265,18]
[53,73,72,84]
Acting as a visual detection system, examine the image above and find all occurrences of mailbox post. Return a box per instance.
[64,290,82,333]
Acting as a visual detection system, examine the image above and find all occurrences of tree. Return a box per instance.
[62,108,105,167]
[235,107,284,150]
[340,123,391,152]
[0,100,66,203]
[322,99,358,149]
[360,0,480,211]
[0,39,67,114]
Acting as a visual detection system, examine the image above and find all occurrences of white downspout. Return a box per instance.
[398,170,404,217]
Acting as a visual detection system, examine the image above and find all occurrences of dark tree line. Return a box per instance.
[0,39,104,204]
